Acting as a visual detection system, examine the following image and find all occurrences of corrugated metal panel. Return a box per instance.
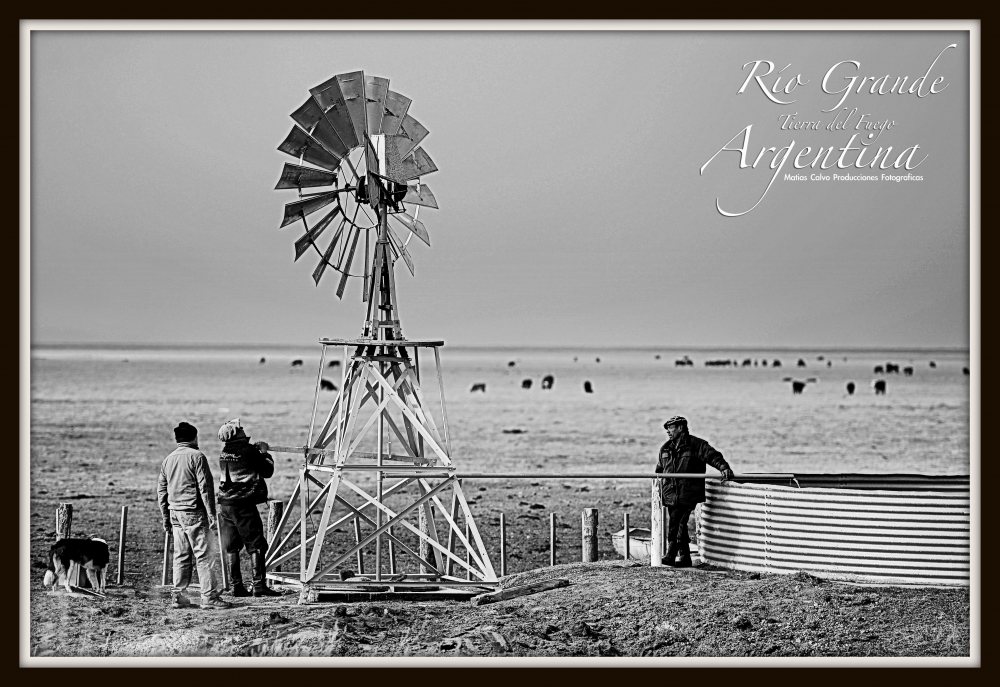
[699,478,970,586]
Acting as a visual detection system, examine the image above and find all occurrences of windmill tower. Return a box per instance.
[265,71,497,600]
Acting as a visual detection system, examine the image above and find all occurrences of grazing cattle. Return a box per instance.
[742,359,752,367]
[583,381,593,393]
[259,357,266,364]
[963,367,970,375]
[470,383,487,393]
[521,379,533,389]
[886,363,900,374]
[773,360,782,367]
[675,357,693,367]
[827,361,832,367]
[320,378,336,391]
[754,360,758,366]
[873,379,886,395]
[797,359,806,367]
[508,361,516,367]
[761,360,768,367]
[541,375,555,390]
[328,360,341,367]
[817,355,825,361]
[874,365,884,374]
[573,356,578,362]
[654,354,661,360]
[791,380,806,394]
[291,359,304,367]
[781,376,793,382]
[846,382,855,395]
[929,361,937,368]
[903,366,913,376]
[805,377,817,383]
[595,357,601,363]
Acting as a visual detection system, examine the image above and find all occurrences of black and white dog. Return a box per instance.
[43,538,110,594]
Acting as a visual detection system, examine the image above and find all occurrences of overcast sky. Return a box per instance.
[29,29,971,348]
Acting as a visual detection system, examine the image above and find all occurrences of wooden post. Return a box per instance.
[623,513,630,560]
[550,513,557,566]
[581,508,598,563]
[388,525,397,575]
[117,506,128,585]
[216,519,228,591]
[499,512,507,577]
[650,479,665,567]
[266,499,284,573]
[161,530,172,586]
[354,517,365,574]
[55,503,72,541]
[465,523,471,581]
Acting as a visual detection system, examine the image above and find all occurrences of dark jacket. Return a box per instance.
[655,432,731,506]
[217,439,274,506]
[158,443,217,521]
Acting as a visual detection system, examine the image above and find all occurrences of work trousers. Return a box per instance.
[667,505,695,545]
[219,502,269,556]
[171,510,223,602]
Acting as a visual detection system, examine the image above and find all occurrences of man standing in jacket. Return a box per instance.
[217,418,281,597]
[655,416,735,568]
[158,422,230,609]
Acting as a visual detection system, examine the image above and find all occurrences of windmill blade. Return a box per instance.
[392,212,430,247]
[334,72,368,151]
[392,114,429,159]
[397,147,438,181]
[336,227,362,299]
[310,76,360,150]
[280,191,339,228]
[402,183,438,208]
[311,224,344,286]
[290,97,350,159]
[293,206,342,260]
[364,75,389,135]
[277,126,341,172]
[381,90,411,136]
[274,163,337,190]
[386,224,415,276]
[364,134,383,209]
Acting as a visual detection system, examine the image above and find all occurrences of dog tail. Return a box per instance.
[91,537,107,545]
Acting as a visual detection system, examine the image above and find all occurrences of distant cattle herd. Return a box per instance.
[258,353,968,400]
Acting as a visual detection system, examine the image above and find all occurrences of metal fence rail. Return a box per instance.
[699,479,970,586]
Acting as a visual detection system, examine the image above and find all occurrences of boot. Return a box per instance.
[251,551,281,597]
[663,542,678,567]
[675,542,693,568]
[226,551,251,597]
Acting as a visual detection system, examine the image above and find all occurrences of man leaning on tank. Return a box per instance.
[655,416,735,568]
[216,418,281,597]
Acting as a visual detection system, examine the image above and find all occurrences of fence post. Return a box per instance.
[465,523,472,581]
[623,512,630,560]
[55,503,73,542]
[117,506,128,585]
[354,518,365,574]
[581,508,598,562]
[499,512,507,577]
[650,479,665,567]
[550,513,557,566]
[162,530,173,586]
[266,499,284,573]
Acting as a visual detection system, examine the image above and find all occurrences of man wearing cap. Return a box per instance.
[656,416,735,568]
[216,418,281,597]
[157,422,230,609]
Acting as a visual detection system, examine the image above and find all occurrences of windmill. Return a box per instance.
[265,71,497,600]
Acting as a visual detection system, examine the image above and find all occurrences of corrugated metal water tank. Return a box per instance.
[698,475,970,586]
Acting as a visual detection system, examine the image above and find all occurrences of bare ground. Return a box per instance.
[29,561,969,658]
